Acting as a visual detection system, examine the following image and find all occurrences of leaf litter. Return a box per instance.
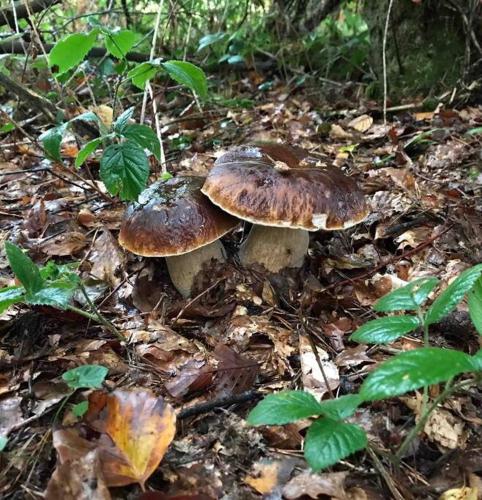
[0,78,481,498]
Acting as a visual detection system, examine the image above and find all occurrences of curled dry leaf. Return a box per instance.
[45,450,111,500]
[348,114,373,133]
[89,230,124,287]
[52,389,176,490]
[282,470,348,499]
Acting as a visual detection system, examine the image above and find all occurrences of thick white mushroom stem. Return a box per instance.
[165,240,226,298]
[239,226,309,273]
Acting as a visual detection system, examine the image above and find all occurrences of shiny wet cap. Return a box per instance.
[119,176,239,256]
[202,143,368,230]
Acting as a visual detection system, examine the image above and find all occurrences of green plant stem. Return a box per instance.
[53,390,75,424]
[419,309,430,417]
[69,284,124,340]
[395,377,473,461]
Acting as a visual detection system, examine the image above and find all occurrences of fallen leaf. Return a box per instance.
[91,105,113,128]
[0,396,22,436]
[329,124,353,140]
[439,486,478,500]
[90,230,124,286]
[45,450,111,500]
[348,114,373,133]
[335,345,373,368]
[245,459,296,495]
[282,470,348,499]
[40,231,87,256]
[299,335,339,400]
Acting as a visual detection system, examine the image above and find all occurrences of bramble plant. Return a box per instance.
[39,27,207,201]
[0,242,122,339]
[248,265,482,470]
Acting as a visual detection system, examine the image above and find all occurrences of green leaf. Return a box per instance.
[247,391,323,425]
[100,141,149,200]
[317,394,363,420]
[468,279,482,336]
[0,285,25,313]
[350,315,420,344]
[5,242,43,295]
[425,265,482,326]
[104,29,135,59]
[0,436,7,452]
[360,348,476,401]
[40,123,68,162]
[162,60,208,98]
[304,418,367,471]
[27,279,79,309]
[374,277,439,312]
[75,138,102,168]
[122,124,160,160]
[467,126,482,136]
[49,31,97,76]
[472,349,482,371]
[128,62,158,89]
[62,364,108,390]
[70,111,100,124]
[72,400,89,417]
[114,107,134,133]
[197,32,227,51]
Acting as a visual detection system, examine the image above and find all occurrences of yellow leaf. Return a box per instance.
[348,114,373,133]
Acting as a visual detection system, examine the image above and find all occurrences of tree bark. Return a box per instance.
[0,0,60,28]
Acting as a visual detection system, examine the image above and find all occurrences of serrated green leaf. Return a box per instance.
[197,32,227,51]
[104,29,135,59]
[5,242,43,295]
[62,364,108,390]
[100,141,149,200]
[128,62,158,89]
[247,391,323,425]
[304,418,367,471]
[468,279,482,336]
[27,279,79,309]
[425,265,482,326]
[317,394,363,419]
[350,315,420,345]
[72,400,89,417]
[374,277,439,312]
[70,111,100,124]
[360,348,476,401]
[0,436,7,451]
[40,123,68,162]
[0,285,25,313]
[162,60,207,98]
[49,31,97,76]
[75,138,102,168]
[122,124,160,160]
[114,107,134,133]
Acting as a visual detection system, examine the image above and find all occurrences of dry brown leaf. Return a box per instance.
[348,114,373,133]
[299,335,339,399]
[245,459,296,495]
[45,450,111,500]
[335,345,373,368]
[424,408,467,449]
[439,486,478,500]
[329,124,353,140]
[53,389,176,489]
[91,105,113,128]
[282,470,348,499]
[40,231,87,256]
[90,230,124,286]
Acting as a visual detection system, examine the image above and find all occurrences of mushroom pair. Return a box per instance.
[119,143,368,297]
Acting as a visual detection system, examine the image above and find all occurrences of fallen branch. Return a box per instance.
[0,0,60,28]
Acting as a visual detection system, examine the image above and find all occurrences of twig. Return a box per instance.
[382,0,395,124]
[178,390,261,419]
[367,446,405,500]
[318,224,454,295]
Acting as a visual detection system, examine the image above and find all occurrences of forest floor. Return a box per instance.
[1,79,482,499]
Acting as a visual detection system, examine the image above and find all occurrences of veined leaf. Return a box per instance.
[304,418,367,471]
[114,107,134,133]
[63,365,109,390]
[128,62,158,89]
[247,390,323,425]
[317,394,363,420]
[75,138,102,168]
[360,347,476,401]
[40,123,68,162]
[350,315,420,344]
[0,285,25,313]
[5,242,43,295]
[49,31,98,76]
[104,29,136,59]
[162,60,207,98]
[468,278,482,335]
[122,124,160,160]
[425,265,482,325]
[374,277,439,312]
[27,279,79,309]
[100,141,149,200]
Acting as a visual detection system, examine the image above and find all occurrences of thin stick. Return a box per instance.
[382,0,395,124]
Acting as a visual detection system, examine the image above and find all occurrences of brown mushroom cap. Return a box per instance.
[119,176,239,257]
[202,143,369,231]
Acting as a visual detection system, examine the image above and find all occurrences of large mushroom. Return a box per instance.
[201,143,368,273]
[119,176,238,297]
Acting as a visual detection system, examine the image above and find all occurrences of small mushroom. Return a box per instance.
[119,176,239,297]
[202,143,368,273]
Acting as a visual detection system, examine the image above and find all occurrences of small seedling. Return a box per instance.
[248,265,482,470]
